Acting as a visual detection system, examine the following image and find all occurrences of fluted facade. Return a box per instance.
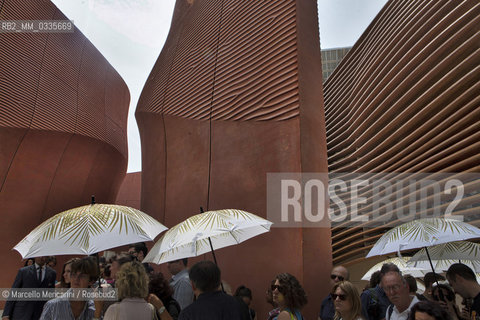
[137,1,329,318]
[0,0,129,288]
[324,0,480,265]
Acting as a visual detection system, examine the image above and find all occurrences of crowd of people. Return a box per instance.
[319,262,480,320]
[2,246,480,320]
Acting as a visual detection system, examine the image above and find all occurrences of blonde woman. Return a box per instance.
[104,261,173,320]
[332,281,363,320]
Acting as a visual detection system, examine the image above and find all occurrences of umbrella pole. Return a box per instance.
[91,196,101,288]
[424,246,438,285]
[200,207,225,293]
[207,237,219,265]
[94,252,101,288]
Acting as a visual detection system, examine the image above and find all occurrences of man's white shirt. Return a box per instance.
[386,295,420,320]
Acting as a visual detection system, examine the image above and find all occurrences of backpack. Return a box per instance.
[384,304,395,320]
[366,288,381,319]
[367,288,392,320]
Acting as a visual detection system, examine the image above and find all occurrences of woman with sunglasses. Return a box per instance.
[271,273,307,320]
[331,281,363,320]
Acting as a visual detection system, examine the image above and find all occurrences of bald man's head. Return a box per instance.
[330,266,349,287]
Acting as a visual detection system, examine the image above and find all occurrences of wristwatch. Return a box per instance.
[157,306,166,314]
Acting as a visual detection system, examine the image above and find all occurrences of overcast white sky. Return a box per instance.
[51,0,388,173]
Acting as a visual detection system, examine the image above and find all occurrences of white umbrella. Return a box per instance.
[407,241,480,272]
[14,203,167,258]
[366,218,480,258]
[143,209,272,264]
[361,257,428,281]
[409,258,480,273]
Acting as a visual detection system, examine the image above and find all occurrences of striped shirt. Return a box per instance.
[40,297,94,320]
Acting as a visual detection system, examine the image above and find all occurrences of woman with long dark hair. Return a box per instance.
[56,258,80,288]
[148,272,181,320]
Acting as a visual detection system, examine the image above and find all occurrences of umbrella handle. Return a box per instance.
[200,207,219,265]
[200,207,225,293]
[424,246,439,285]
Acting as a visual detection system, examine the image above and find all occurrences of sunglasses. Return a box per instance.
[331,293,347,301]
[271,284,286,293]
[330,274,345,281]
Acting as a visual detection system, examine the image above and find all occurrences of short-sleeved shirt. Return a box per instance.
[170,269,194,310]
[40,298,94,320]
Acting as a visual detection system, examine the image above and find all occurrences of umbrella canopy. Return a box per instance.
[407,241,480,272]
[14,203,167,258]
[366,218,480,258]
[409,258,480,273]
[361,257,428,281]
[143,209,272,264]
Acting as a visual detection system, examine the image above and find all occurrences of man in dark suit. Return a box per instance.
[2,256,57,320]
[178,260,249,320]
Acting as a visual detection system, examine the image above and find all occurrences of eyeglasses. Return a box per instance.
[330,274,345,281]
[383,284,402,293]
[331,293,347,301]
[271,284,286,294]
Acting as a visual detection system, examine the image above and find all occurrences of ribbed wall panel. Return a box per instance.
[137,0,300,121]
[136,1,327,319]
[0,0,129,290]
[77,95,107,143]
[323,0,480,264]
[79,42,107,110]
[43,31,84,91]
[0,1,129,156]
[0,58,39,127]
[31,71,77,133]
[105,69,129,130]
[211,0,299,121]
[160,0,221,119]
[105,117,127,160]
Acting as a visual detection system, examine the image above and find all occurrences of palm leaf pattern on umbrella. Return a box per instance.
[408,241,480,272]
[367,218,480,258]
[415,241,480,260]
[17,204,163,253]
[383,218,473,243]
[144,209,272,264]
[361,257,428,280]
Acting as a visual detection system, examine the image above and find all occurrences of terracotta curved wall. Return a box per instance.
[0,0,129,290]
[137,0,330,318]
[324,0,480,265]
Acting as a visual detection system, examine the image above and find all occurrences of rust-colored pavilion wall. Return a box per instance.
[0,0,130,292]
[323,0,480,265]
[115,172,142,210]
[137,0,330,318]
